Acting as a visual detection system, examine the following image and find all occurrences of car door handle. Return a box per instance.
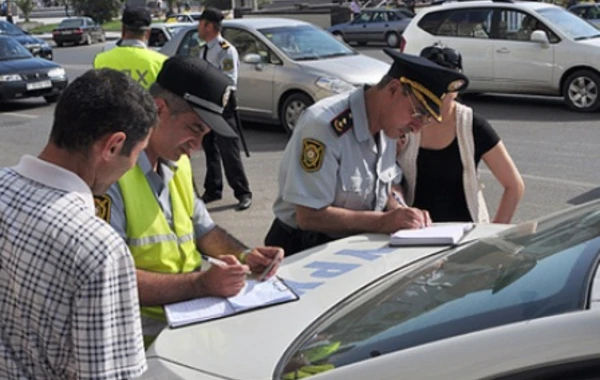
[496,47,510,54]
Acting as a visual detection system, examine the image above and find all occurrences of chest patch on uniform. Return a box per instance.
[330,109,353,136]
[94,195,112,222]
[219,40,230,50]
[222,58,234,72]
[301,138,325,172]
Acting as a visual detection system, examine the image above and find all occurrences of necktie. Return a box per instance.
[202,45,208,60]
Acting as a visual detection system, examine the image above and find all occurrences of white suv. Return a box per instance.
[401,0,600,112]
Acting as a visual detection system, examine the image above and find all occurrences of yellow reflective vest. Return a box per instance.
[118,155,201,322]
[93,45,167,89]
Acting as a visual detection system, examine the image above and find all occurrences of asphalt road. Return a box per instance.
[1,43,599,248]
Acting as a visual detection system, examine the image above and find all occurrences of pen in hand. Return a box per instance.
[202,255,251,275]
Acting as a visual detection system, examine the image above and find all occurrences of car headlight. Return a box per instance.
[315,77,355,94]
[47,68,66,78]
[0,74,22,82]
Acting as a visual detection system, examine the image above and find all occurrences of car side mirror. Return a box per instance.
[531,30,550,47]
[243,53,262,64]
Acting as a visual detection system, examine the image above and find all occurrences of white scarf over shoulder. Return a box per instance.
[398,103,490,223]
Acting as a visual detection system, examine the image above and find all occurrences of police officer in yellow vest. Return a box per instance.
[93,7,167,89]
[96,56,284,346]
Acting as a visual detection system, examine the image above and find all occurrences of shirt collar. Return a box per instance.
[205,35,221,49]
[12,155,95,214]
[136,151,178,177]
[350,86,371,143]
[118,39,147,48]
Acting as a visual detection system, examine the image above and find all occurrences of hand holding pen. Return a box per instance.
[200,254,250,297]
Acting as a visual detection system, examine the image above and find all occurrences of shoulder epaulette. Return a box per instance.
[330,109,353,137]
[219,40,230,50]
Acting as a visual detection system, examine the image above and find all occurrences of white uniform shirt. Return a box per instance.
[273,86,401,233]
[201,35,239,85]
[0,155,146,380]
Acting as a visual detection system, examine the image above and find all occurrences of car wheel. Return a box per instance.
[280,92,313,135]
[386,32,400,48]
[85,34,92,45]
[44,95,60,103]
[99,33,106,43]
[563,69,600,112]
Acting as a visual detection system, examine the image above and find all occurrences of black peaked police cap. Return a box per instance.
[383,48,469,123]
[121,7,152,31]
[156,56,238,138]
[199,7,225,23]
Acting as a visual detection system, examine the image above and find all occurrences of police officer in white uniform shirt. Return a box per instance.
[198,7,252,211]
[265,48,470,255]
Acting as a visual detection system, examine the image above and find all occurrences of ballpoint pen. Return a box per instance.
[392,191,408,207]
[202,255,252,275]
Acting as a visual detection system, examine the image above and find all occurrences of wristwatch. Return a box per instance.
[238,248,253,264]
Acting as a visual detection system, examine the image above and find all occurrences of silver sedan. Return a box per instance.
[159,18,390,133]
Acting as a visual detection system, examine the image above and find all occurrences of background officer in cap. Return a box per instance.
[98,56,283,345]
[197,7,253,211]
[265,48,469,256]
[94,7,167,89]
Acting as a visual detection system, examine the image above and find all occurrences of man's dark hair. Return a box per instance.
[50,69,157,155]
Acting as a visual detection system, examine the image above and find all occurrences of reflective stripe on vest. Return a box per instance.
[93,46,167,89]
[118,155,201,328]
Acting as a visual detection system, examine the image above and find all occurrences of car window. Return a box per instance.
[570,6,587,17]
[59,18,83,28]
[352,12,372,24]
[372,11,388,23]
[493,10,549,42]
[537,7,600,40]
[0,20,24,36]
[176,29,203,57]
[420,8,492,38]
[587,5,600,19]
[259,24,356,61]
[0,37,32,60]
[149,28,168,48]
[222,27,276,64]
[278,205,600,379]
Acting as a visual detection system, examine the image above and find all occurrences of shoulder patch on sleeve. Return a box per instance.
[301,138,325,172]
[330,109,353,137]
[219,40,230,50]
[94,195,112,222]
[222,58,234,72]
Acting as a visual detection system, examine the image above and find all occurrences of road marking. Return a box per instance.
[480,169,597,188]
[3,112,39,119]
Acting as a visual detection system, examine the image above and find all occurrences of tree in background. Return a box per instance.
[71,0,123,23]
[15,0,35,21]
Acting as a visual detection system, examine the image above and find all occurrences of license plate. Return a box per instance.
[26,81,52,91]
[61,31,72,35]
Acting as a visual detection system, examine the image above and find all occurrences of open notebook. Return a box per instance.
[390,223,475,246]
[164,276,298,328]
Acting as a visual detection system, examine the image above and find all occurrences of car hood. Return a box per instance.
[0,57,60,74]
[576,36,600,48]
[146,225,509,380]
[297,54,390,86]
[12,35,45,45]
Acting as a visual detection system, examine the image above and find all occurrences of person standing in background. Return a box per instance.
[197,7,253,211]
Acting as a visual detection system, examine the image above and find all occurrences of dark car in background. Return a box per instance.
[568,3,600,28]
[0,36,68,103]
[327,8,412,47]
[0,20,53,60]
[52,17,106,47]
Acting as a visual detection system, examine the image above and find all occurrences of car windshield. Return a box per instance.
[58,19,83,28]
[278,202,600,379]
[538,7,600,40]
[0,38,32,60]
[0,21,24,36]
[258,24,356,61]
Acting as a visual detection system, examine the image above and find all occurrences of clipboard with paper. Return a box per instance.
[164,276,299,328]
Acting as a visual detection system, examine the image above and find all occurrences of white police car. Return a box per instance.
[142,200,600,379]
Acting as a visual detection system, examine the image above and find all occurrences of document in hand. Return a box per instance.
[164,276,298,328]
[390,223,475,246]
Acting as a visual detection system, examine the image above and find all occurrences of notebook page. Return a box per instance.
[228,277,297,312]
[391,223,474,245]
[165,296,235,327]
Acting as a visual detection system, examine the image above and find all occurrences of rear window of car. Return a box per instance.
[58,19,83,28]
[418,8,493,38]
[278,204,600,379]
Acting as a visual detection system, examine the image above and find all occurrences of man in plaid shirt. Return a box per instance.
[0,69,157,379]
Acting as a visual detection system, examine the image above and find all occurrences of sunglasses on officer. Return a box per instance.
[406,91,432,124]
[420,46,463,72]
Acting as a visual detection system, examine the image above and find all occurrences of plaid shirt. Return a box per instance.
[0,156,146,380]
